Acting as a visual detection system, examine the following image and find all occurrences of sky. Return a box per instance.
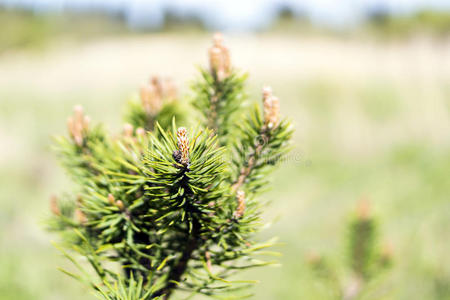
[1,0,449,30]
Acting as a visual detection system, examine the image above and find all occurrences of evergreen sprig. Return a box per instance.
[191,68,247,146]
[191,33,248,147]
[48,34,292,300]
[307,201,393,300]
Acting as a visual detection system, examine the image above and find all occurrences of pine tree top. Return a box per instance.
[48,33,293,300]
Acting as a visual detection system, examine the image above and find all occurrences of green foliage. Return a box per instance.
[191,68,247,146]
[307,202,393,299]
[95,275,157,300]
[48,37,292,299]
[228,104,292,196]
[124,100,185,132]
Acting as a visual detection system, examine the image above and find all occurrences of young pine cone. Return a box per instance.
[67,105,90,146]
[176,127,190,166]
[262,86,280,129]
[233,190,246,219]
[208,33,231,81]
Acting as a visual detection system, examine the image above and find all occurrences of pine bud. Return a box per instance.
[136,127,145,137]
[67,105,90,146]
[222,47,231,75]
[140,75,177,115]
[262,87,280,129]
[306,251,322,265]
[83,116,90,131]
[213,32,224,47]
[74,105,84,124]
[356,199,371,220]
[150,76,163,98]
[75,209,87,224]
[208,33,231,81]
[116,200,125,211]
[233,190,246,219]
[140,84,151,113]
[123,123,134,138]
[50,194,61,216]
[176,127,189,165]
[108,193,115,205]
[205,251,212,272]
[140,83,162,115]
[262,86,272,99]
[209,47,222,74]
[349,199,375,278]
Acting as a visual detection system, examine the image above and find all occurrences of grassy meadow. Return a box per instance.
[0,20,449,299]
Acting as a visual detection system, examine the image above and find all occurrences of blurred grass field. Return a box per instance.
[0,19,449,299]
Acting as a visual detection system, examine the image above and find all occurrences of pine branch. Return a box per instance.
[47,33,293,300]
[307,200,394,300]
[153,217,200,300]
[348,200,377,280]
[125,76,183,131]
[229,88,292,196]
[192,34,247,146]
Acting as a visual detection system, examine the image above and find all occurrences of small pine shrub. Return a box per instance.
[307,200,393,300]
[48,33,293,300]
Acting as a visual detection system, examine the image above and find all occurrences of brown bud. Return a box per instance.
[269,96,280,127]
[205,251,212,272]
[140,84,151,114]
[150,76,163,99]
[221,47,231,74]
[140,83,162,115]
[140,76,165,114]
[208,33,231,80]
[262,86,273,99]
[74,135,83,147]
[356,199,371,220]
[213,32,224,47]
[74,105,84,123]
[116,200,125,211]
[123,123,134,138]
[108,193,115,205]
[76,195,83,205]
[306,251,321,265]
[75,209,87,224]
[209,47,222,73]
[248,156,255,167]
[233,190,246,219]
[262,87,280,129]
[50,195,61,216]
[176,127,189,165]
[136,127,145,137]
[67,105,90,146]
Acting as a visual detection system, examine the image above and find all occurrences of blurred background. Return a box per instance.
[0,0,449,299]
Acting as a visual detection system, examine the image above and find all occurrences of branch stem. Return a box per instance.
[232,128,268,192]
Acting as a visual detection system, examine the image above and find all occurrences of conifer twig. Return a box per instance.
[48,33,293,300]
